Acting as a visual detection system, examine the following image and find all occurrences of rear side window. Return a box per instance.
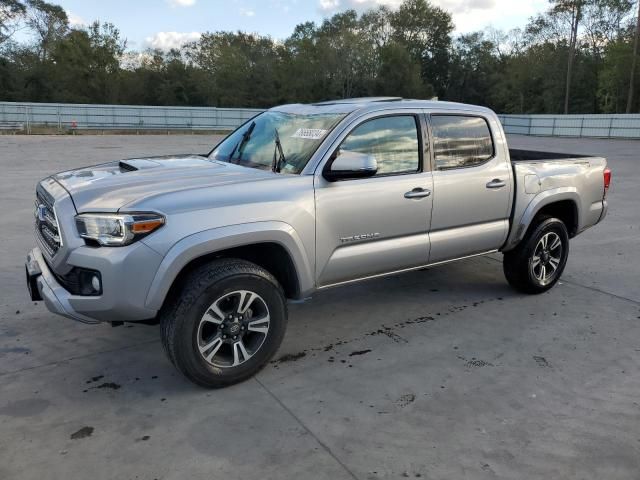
[431,115,494,170]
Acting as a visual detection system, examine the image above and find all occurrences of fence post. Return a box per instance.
[552,117,556,136]
[528,116,532,135]
[608,117,614,138]
[57,105,61,132]
[579,117,584,138]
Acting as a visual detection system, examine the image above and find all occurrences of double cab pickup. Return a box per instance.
[26,98,611,387]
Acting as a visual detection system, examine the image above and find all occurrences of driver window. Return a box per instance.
[340,115,420,176]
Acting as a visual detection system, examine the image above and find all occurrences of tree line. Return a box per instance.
[2,0,640,113]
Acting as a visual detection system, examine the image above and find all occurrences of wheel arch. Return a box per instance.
[534,200,578,236]
[145,222,314,312]
[504,189,580,251]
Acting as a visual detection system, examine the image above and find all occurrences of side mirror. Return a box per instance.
[324,150,378,181]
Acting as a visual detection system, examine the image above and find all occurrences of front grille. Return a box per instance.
[35,189,61,256]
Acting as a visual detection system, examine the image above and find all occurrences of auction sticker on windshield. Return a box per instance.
[291,128,328,140]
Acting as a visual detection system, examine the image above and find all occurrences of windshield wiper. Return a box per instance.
[271,127,286,173]
[229,121,256,162]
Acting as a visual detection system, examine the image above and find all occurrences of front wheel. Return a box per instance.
[503,216,569,294]
[160,258,287,388]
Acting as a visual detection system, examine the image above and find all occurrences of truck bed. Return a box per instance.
[504,149,607,251]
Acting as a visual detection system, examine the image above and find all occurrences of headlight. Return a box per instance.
[75,213,165,246]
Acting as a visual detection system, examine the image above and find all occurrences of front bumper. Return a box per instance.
[26,248,100,324]
[26,244,162,324]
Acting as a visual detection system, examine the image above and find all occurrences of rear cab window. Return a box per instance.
[430,115,494,170]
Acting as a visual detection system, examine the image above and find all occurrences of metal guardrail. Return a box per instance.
[0,102,264,133]
[498,114,640,139]
[3,102,640,138]
[0,121,24,131]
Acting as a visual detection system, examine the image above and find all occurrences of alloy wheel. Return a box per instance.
[530,232,563,286]
[196,290,270,368]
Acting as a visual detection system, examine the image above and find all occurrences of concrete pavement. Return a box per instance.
[0,134,638,480]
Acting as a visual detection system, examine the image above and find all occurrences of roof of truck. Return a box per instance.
[271,97,494,116]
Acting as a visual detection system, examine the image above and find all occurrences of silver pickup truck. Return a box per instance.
[25,98,611,387]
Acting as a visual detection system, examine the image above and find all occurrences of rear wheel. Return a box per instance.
[160,258,287,388]
[503,216,569,294]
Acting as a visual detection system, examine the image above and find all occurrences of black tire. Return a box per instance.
[503,215,569,294]
[160,258,287,388]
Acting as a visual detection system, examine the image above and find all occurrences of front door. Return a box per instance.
[314,113,433,287]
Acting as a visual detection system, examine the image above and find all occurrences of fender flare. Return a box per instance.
[144,221,314,311]
[504,187,580,251]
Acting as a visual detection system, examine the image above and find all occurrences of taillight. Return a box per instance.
[603,167,612,197]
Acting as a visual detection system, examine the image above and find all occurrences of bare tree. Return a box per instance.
[557,0,584,114]
[25,0,68,60]
[526,0,587,113]
[627,0,640,112]
[0,0,26,45]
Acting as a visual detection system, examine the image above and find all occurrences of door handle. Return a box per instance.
[404,188,431,199]
[486,179,506,189]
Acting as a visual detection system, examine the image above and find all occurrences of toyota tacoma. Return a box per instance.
[25,98,611,387]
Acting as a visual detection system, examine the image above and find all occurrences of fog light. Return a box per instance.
[91,275,101,292]
[56,268,102,296]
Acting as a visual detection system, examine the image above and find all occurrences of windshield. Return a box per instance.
[210,111,346,174]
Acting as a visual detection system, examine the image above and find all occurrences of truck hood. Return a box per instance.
[52,154,275,212]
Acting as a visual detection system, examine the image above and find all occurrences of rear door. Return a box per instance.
[314,111,433,287]
[427,112,512,263]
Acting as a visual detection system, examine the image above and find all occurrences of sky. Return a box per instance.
[51,0,550,51]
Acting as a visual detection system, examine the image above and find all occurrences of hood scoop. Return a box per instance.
[119,160,138,172]
[118,158,166,171]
